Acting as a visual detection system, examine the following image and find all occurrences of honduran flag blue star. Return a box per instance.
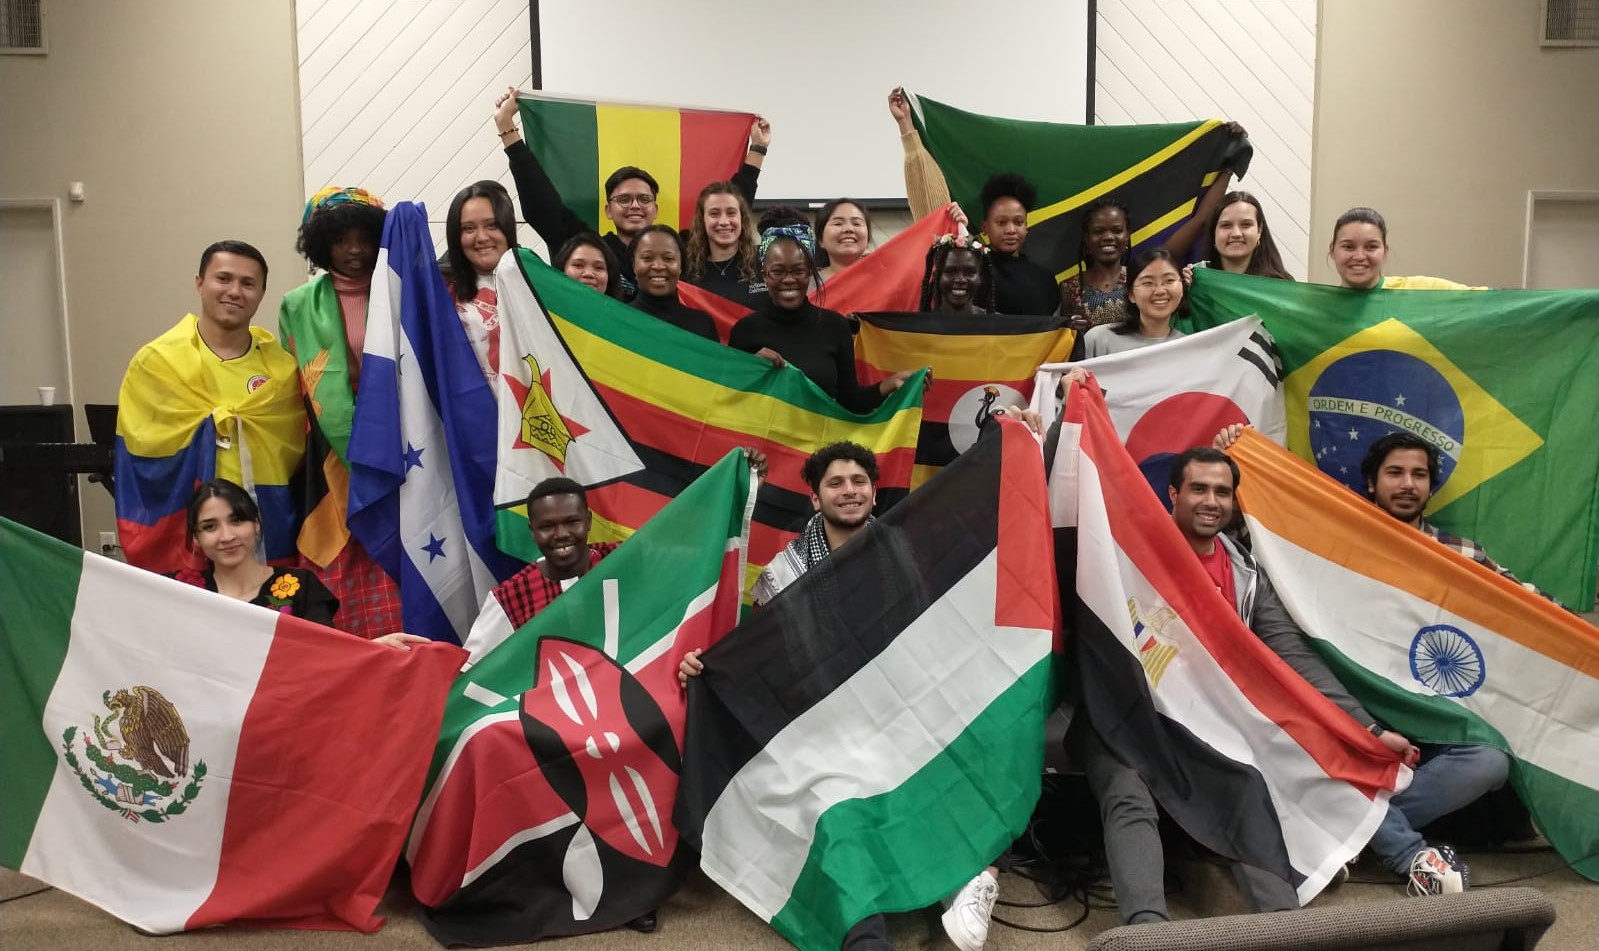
[403,442,425,473]
[422,533,446,562]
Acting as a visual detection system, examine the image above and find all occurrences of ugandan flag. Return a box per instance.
[1227,429,1599,881]
[908,93,1247,281]
[493,250,924,594]
[855,312,1074,486]
[517,92,755,234]
[1185,269,1599,609]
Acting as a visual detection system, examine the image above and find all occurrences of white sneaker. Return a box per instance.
[941,869,998,951]
[1407,845,1468,896]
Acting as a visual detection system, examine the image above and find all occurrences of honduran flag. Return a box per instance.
[1032,316,1286,501]
[1226,428,1599,881]
[113,315,305,573]
[517,92,755,234]
[678,205,965,342]
[405,450,754,945]
[677,420,1059,951]
[0,517,464,932]
[346,202,522,644]
[1052,381,1409,902]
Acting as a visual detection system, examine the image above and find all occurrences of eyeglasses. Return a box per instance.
[763,266,810,281]
[1132,276,1183,290]
[610,193,656,207]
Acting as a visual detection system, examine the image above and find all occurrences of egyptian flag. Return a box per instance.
[677,419,1059,951]
[1226,429,1599,881]
[678,206,965,341]
[1032,316,1285,502]
[856,311,1074,486]
[1053,380,1408,902]
[405,450,754,945]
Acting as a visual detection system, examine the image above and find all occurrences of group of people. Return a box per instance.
[113,80,1524,951]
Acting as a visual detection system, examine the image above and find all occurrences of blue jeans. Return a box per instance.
[1369,743,1510,874]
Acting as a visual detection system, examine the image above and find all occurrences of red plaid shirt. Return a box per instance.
[491,543,620,629]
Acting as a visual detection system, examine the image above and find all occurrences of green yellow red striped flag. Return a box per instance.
[517,92,754,234]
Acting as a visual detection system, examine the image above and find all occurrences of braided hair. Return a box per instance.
[1074,195,1131,280]
[918,234,996,313]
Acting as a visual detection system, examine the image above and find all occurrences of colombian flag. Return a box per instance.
[855,311,1074,487]
[1228,429,1599,880]
[113,315,306,574]
[1186,270,1599,609]
[517,93,754,234]
[493,250,924,594]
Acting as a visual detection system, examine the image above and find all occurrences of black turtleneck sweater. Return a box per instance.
[992,252,1060,316]
[631,289,719,342]
[728,300,883,412]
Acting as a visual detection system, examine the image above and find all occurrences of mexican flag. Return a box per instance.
[677,420,1059,951]
[0,518,465,933]
[1226,430,1599,881]
[518,92,754,233]
[1185,268,1599,608]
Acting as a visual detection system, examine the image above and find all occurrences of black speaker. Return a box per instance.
[0,404,81,546]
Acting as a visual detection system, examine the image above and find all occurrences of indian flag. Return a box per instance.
[518,92,754,233]
[1227,430,1599,880]
[0,518,466,932]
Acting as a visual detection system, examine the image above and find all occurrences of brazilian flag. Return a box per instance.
[908,93,1248,282]
[1185,269,1599,608]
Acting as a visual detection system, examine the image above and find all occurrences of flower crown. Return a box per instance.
[935,232,989,255]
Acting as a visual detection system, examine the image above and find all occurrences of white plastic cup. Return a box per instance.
[37,386,56,406]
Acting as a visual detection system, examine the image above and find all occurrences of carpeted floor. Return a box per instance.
[3,846,1593,950]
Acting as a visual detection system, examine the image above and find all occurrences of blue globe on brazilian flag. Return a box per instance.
[1186,270,1598,608]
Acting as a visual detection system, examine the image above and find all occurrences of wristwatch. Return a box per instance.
[1367,723,1386,738]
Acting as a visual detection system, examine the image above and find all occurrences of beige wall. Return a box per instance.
[0,0,305,541]
[1310,0,1599,288]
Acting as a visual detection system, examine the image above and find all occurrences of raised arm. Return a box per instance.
[1162,122,1248,261]
[494,86,587,249]
[730,117,770,205]
[890,88,952,220]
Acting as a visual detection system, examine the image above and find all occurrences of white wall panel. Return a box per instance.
[1096,0,1316,279]
[297,0,538,255]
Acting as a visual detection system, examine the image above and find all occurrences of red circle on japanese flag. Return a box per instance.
[1124,392,1250,506]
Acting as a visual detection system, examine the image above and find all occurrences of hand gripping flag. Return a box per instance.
[908,92,1248,281]
[405,451,755,945]
[517,92,755,233]
[1185,268,1599,608]
[345,202,522,643]
[677,420,1060,951]
[0,517,465,933]
[678,205,966,341]
[1052,380,1409,902]
[855,311,1074,486]
[494,249,925,595]
[1031,317,1286,501]
[1226,429,1599,881]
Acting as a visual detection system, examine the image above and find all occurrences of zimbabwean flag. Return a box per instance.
[908,92,1246,281]
[518,92,754,233]
[1185,269,1599,609]
[493,250,925,594]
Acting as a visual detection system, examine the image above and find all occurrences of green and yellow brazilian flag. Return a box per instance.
[1185,269,1599,608]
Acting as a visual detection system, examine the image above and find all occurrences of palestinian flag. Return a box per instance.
[1227,429,1599,880]
[677,420,1059,951]
[1052,383,1409,901]
[1185,268,1599,608]
[1030,317,1285,501]
[855,311,1073,486]
[909,92,1246,281]
[493,249,924,593]
[0,518,464,932]
[406,451,754,944]
[518,92,754,233]
[678,205,965,341]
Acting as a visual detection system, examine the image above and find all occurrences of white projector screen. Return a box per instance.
[537,0,1091,203]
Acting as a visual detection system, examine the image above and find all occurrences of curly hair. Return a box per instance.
[979,173,1038,218]
[919,237,996,313]
[684,182,757,285]
[801,442,880,494]
[295,202,386,274]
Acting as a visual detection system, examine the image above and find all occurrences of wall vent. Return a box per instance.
[1543,0,1599,46]
[0,0,44,53]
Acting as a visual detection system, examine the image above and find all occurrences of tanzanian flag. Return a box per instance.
[908,92,1247,282]
[1227,429,1599,880]
[493,250,925,594]
[517,93,755,234]
[854,312,1074,486]
[1185,269,1599,609]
